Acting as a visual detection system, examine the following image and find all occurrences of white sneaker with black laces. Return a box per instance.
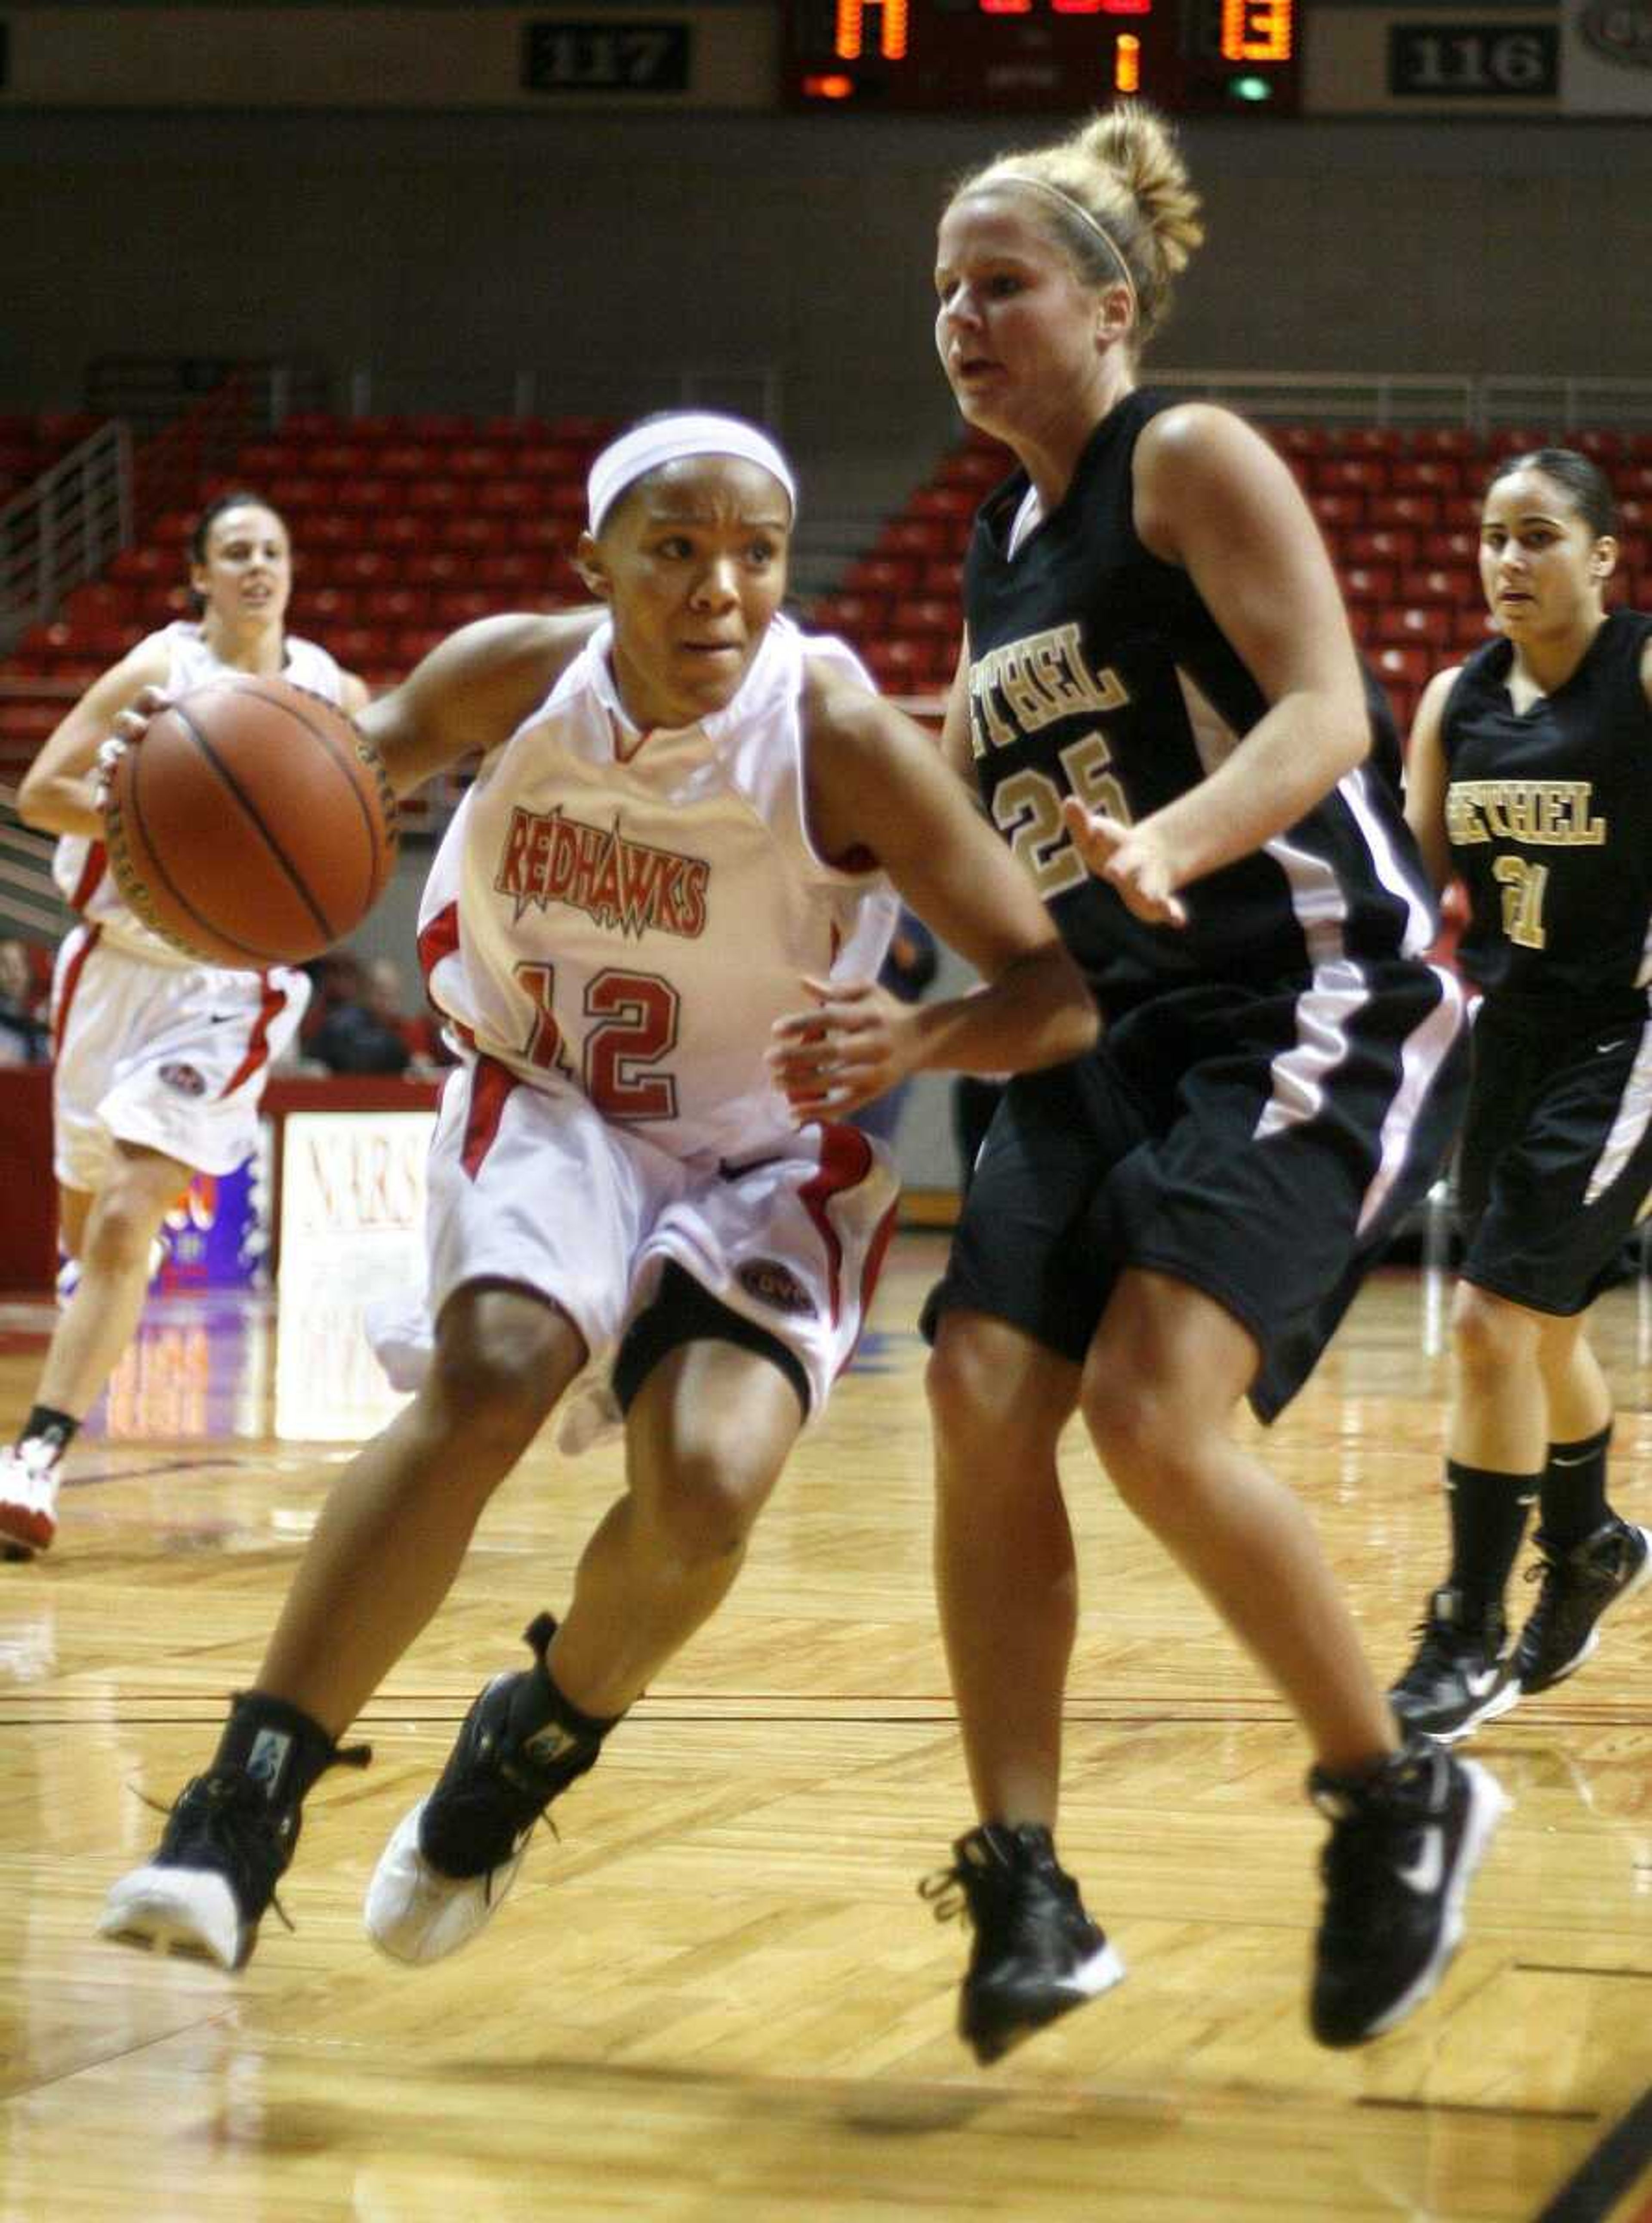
[99,1768,296,1970]
[365,1615,604,1967]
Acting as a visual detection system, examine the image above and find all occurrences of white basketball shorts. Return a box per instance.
[51,925,308,1192]
[390,1053,899,1449]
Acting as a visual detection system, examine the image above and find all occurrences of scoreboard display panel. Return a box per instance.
[783,0,1301,114]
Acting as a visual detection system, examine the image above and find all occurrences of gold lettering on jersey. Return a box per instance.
[495,807,709,938]
[968,624,1128,758]
[1445,779,1606,849]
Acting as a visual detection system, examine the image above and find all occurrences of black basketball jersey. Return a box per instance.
[1441,611,1652,1010]
[962,389,1436,1017]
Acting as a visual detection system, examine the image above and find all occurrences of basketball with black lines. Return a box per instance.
[104,675,399,966]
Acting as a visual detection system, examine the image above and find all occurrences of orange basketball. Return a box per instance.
[104,675,398,967]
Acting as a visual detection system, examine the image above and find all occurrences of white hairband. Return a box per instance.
[586,413,798,536]
[975,173,1139,322]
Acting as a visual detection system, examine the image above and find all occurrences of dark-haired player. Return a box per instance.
[1389,447,1652,1741]
[1,495,367,1556]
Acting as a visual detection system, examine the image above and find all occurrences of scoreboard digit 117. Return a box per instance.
[783,0,1301,115]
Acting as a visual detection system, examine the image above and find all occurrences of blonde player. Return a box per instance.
[98,413,1097,1973]
[2,494,368,1556]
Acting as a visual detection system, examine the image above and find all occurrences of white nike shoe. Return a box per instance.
[364,1796,532,1966]
[98,1865,248,1970]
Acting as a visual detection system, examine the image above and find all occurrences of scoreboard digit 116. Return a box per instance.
[783,0,1301,115]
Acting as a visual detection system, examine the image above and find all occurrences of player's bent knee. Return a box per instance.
[1084,1379,1188,1507]
[645,1457,766,1569]
[426,1296,573,1446]
[1452,1286,1538,1376]
[81,1194,167,1278]
[925,1326,1000,1439]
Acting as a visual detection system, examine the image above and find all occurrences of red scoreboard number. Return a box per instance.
[784,0,1300,114]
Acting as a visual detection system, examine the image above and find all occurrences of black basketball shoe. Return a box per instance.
[1387,1586,1519,1741]
[1508,1519,1652,1696]
[922,1822,1125,2065]
[99,1768,299,1970]
[365,1612,608,1965]
[1308,1736,1506,2048]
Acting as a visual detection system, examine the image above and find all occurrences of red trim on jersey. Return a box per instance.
[416,899,460,989]
[849,1197,899,1374]
[797,1120,877,1328]
[52,923,102,1055]
[69,840,108,913]
[461,1054,520,1181]
[219,974,287,1099]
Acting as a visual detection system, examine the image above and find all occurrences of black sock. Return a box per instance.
[502,1612,623,1771]
[212,1691,366,1822]
[19,1406,78,1460]
[1444,1459,1538,1615]
[1538,1424,1612,1550]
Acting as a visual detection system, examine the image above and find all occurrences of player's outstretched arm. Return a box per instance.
[16,640,174,839]
[358,609,605,797]
[775,661,1095,1118]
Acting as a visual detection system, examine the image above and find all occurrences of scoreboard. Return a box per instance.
[782,0,1301,114]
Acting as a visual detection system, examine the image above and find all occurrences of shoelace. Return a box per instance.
[130,1741,371,1939]
[918,1861,969,1926]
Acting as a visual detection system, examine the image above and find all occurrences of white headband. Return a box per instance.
[586,413,798,536]
[974,173,1139,324]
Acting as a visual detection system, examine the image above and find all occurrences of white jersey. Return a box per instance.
[417,614,899,1166]
[53,622,349,971]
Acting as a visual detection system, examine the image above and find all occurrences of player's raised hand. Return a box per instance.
[767,976,915,1119]
[1059,797,1188,928]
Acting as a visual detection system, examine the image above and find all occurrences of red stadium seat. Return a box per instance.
[1410,428,1478,460]
[1452,608,1497,647]
[1370,494,1440,531]
[1336,427,1405,458]
[1391,459,1463,496]
[1376,604,1452,650]
[1399,566,1474,605]
[1345,528,1418,568]
[1339,564,1394,607]
[844,555,921,596]
[1310,493,1363,532]
[878,519,950,561]
[1314,457,1389,496]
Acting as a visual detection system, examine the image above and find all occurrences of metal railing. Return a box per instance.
[1153,368,1652,433]
[0,424,133,655]
[341,362,785,430]
[0,790,66,942]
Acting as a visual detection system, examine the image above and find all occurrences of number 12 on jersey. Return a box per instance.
[514,960,682,1118]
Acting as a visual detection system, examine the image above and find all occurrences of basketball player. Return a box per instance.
[917,102,1504,2057]
[0,494,369,1557]
[1387,449,1652,1741]
[97,413,1097,1974]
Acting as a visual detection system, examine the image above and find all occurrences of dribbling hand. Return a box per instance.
[1059,798,1188,929]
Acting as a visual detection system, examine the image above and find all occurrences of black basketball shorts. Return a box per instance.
[924,962,1470,1422]
[1455,995,1652,1316]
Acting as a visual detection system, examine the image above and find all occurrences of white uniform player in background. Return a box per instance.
[2,494,369,1557]
[99,413,1097,1978]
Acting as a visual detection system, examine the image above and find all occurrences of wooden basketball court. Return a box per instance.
[2,1234,1649,2221]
